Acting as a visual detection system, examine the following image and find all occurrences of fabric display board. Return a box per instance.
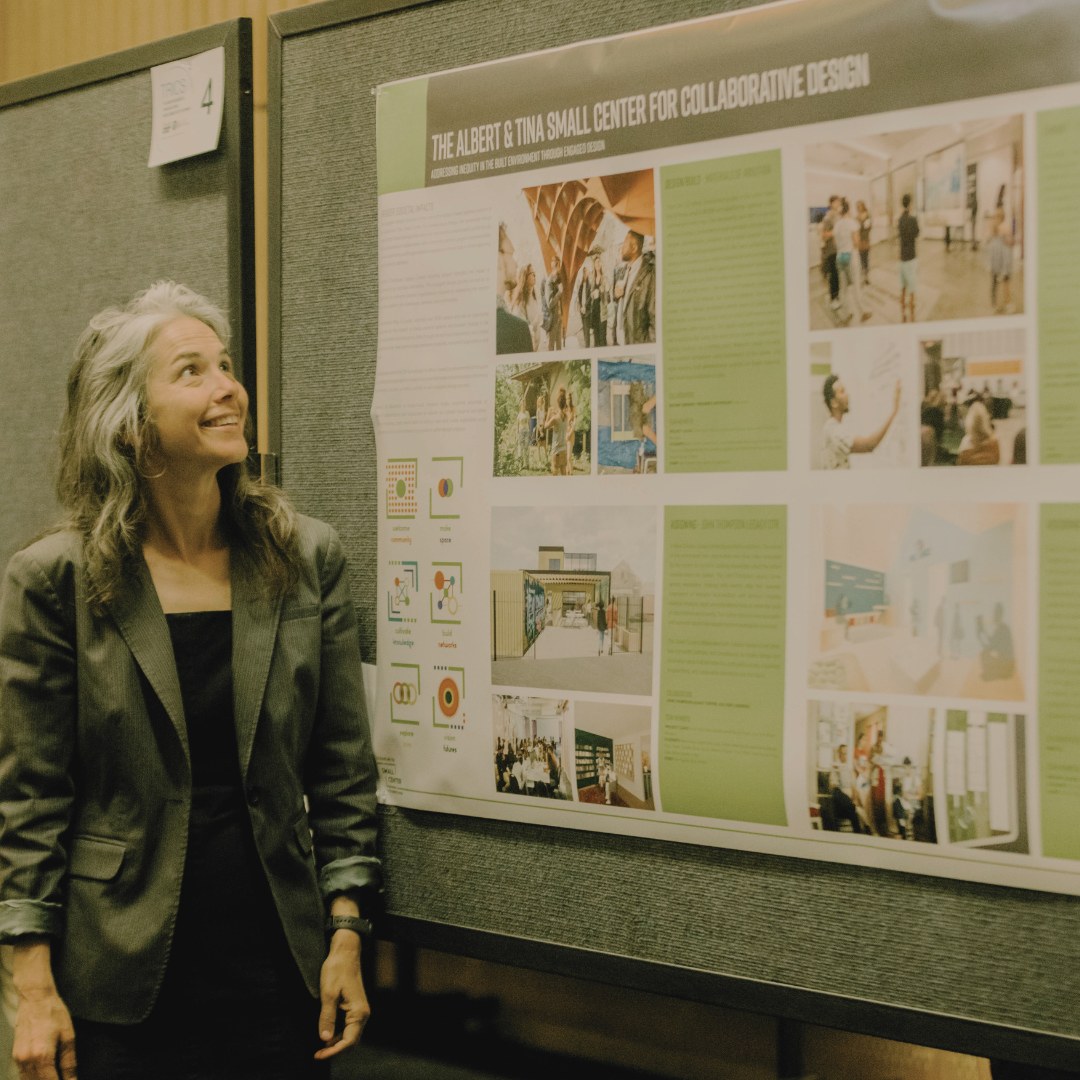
[0,20,255,568]
[269,0,1080,1068]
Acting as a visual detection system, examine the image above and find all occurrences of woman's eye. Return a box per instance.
[181,363,198,377]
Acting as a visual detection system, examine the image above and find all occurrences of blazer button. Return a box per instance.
[247,788,260,806]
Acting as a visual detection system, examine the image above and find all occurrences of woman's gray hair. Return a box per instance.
[57,281,298,610]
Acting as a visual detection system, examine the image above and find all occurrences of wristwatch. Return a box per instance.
[326,913,373,936]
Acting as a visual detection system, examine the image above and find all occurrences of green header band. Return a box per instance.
[377,78,430,196]
[377,0,1080,191]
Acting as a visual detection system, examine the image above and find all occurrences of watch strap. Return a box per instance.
[326,913,372,936]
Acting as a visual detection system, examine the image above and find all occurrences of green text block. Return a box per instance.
[661,152,786,472]
[659,505,787,824]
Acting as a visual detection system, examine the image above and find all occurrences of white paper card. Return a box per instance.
[148,47,225,167]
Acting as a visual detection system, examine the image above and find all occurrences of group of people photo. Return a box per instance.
[810,700,936,844]
[807,116,1024,328]
[492,359,590,477]
[493,735,571,799]
[491,697,572,801]
[920,330,1026,468]
[495,171,658,355]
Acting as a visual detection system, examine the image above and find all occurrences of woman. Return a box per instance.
[533,389,547,466]
[577,255,606,348]
[563,390,576,475]
[987,206,1013,314]
[957,399,1000,465]
[545,388,569,476]
[511,264,542,350]
[515,395,532,469]
[833,198,869,324]
[0,283,380,1079]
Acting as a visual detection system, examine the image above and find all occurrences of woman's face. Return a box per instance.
[144,315,249,476]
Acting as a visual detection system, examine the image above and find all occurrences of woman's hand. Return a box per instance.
[11,941,76,1080]
[314,930,370,1061]
[13,990,76,1080]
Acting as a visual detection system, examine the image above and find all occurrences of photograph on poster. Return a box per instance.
[597,359,657,474]
[806,115,1024,329]
[809,337,910,470]
[944,709,1027,852]
[574,701,655,811]
[493,359,591,477]
[492,694,574,800]
[491,505,656,695]
[496,169,656,354]
[919,329,1026,467]
[808,698,936,843]
[808,503,1026,701]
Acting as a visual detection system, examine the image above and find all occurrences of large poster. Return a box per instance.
[372,0,1080,895]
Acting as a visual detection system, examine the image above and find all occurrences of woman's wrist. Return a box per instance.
[11,939,58,998]
[328,927,363,955]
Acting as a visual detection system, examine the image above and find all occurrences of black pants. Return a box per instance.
[830,787,864,833]
[824,252,839,301]
[73,955,328,1080]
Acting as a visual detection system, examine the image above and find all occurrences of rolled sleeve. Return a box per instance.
[0,898,64,939]
[318,855,382,901]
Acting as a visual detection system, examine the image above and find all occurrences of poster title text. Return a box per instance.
[430,53,870,162]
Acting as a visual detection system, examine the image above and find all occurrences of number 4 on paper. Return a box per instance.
[148,47,225,167]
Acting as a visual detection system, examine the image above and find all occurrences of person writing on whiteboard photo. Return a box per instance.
[0,282,380,1079]
[820,373,901,469]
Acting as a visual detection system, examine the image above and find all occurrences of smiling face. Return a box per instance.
[144,315,249,477]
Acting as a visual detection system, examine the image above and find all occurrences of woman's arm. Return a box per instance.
[302,525,382,1058]
[315,894,370,1061]
[10,939,77,1080]
[0,546,79,1079]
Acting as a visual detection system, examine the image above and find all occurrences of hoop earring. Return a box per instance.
[132,435,166,480]
[136,455,166,480]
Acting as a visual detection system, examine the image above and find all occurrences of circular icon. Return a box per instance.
[438,478,453,497]
[437,677,459,718]
[434,570,445,589]
[392,681,417,705]
[395,479,406,497]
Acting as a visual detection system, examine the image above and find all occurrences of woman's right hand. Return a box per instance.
[13,991,76,1080]
[10,942,76,1080]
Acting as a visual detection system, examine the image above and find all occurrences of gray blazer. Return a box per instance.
[621,252,656,346]
[0,516,380,1024]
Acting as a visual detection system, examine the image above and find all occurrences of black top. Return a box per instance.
[163,611,293,1003]
[899,210,920,262]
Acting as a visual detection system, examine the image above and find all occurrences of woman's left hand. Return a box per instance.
[314,931,370,1060]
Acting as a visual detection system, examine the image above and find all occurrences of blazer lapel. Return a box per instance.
[107,558,188,756]
[231,555,283,778]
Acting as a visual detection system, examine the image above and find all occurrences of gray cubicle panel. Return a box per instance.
[0,21,255,568]
[268,0,1080,1068]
